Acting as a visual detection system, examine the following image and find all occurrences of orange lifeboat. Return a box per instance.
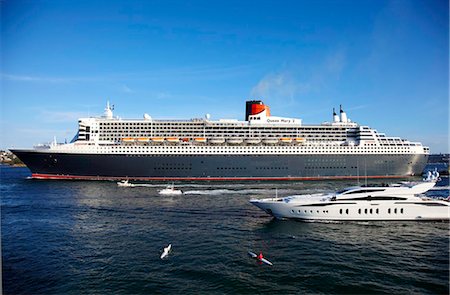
[280,137,293,143]
[295,137,305,143]
[194,137,207,143]
[122,137,135,143]
[137,137,150,142]
[151,137,165,143]
[166,137,179,143]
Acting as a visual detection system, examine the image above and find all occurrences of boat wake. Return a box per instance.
[183,189,279,195]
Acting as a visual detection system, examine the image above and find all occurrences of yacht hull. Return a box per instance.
[250,200,450,221]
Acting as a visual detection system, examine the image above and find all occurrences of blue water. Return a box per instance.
[2,166,449,294]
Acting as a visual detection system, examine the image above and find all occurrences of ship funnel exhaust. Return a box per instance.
[339,104,348,123]
[333,107,339,123]
[245,100,270,121]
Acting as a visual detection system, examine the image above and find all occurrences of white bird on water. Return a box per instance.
[160,244,172,259]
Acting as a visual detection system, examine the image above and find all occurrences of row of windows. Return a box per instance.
[154,167,192,170]
[98,128,348,135]
[338,208,405,214]
[90,123,405,143]
[305,166,347,169]
[292,210,330,214]
[92,145,416,152]
[98,122,348,131]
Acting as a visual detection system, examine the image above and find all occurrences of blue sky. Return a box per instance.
[1,0,448,152]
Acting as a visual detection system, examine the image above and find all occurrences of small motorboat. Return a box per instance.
[159,184,183,195]
[117,180,134,187]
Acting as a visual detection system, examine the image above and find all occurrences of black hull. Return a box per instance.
[11,150,428,180]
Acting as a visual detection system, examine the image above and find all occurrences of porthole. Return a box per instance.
[388,208,391,214]
[369,208,373,214]
[345,209,349,214]
[400,208,404,214]
[364,208,368,214]
[339,209,343,214]
[358,209,361,214]
[394,208,397,214]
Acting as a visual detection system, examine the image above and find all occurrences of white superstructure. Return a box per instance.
[45,101,428,157]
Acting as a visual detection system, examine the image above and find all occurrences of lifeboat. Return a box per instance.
[137,137,150,143]
[151,137,165,143]
[122,137,135,143]
[262,138,278,145]
[227,137,244,144]
[181,138,190,142]
[280,137,293,144]
[210,137,226,144]
[166,137,179,143]
[245,138,261,144]
[294,137,305,144]
[194,137,207,143]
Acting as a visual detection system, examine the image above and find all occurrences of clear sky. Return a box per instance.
[1,0,448,153]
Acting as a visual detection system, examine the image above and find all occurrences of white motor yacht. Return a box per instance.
[159,184,183,195]
[250,179,449,221]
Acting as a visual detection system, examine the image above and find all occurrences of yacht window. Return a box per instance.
[336,189,351,194]
[342,196,407,201]
[344,189,386,195]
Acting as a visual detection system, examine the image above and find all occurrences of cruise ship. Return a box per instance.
[11,100,429,181]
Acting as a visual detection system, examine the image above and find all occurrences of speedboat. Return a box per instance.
[250,179,449,221]
[159,184,183,195]
[117,179,134,187]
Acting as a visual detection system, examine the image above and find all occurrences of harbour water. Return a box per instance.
[2,166,449,294]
